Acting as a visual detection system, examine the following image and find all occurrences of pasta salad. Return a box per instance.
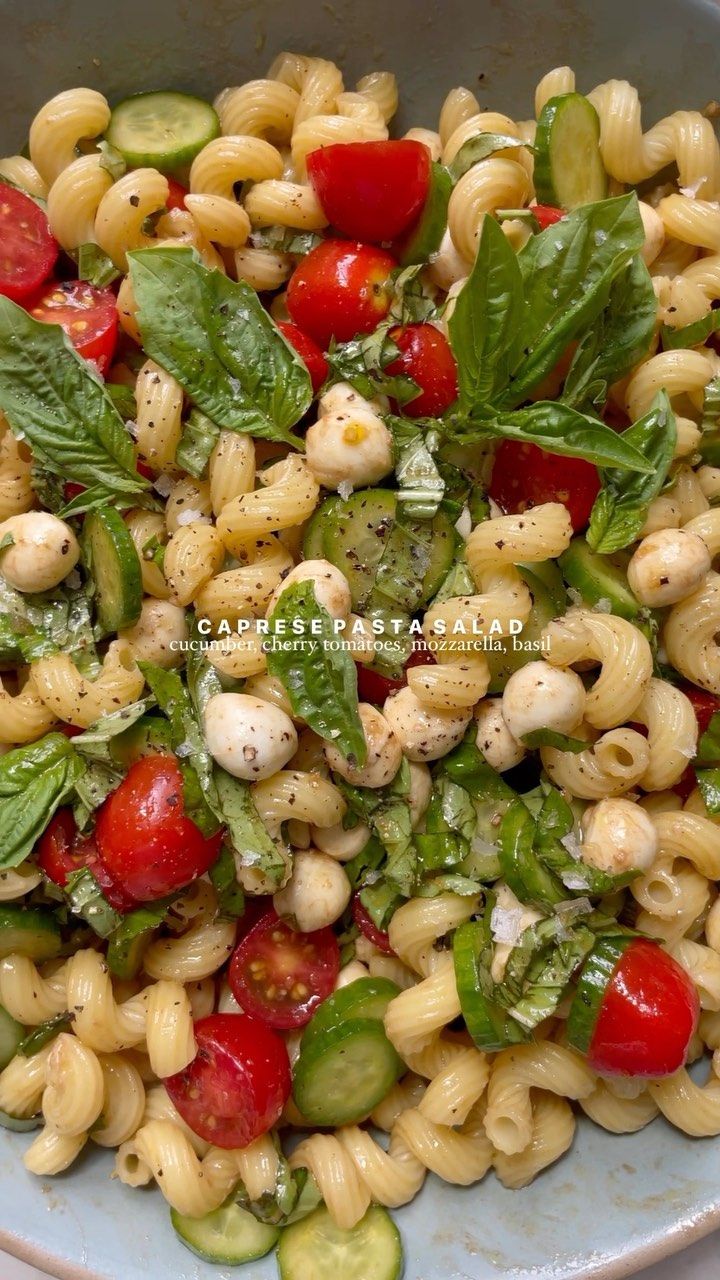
[0,49,719,1277]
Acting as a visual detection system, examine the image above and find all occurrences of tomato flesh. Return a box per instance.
[307,140,431,244]
[165,178,188,211]
[229,909,340,1029]
[489,439,601,532]
[276,320,329,393]
[35,809,135,913]
[356,645,436,705]
[672,685,720,800]
[29,280,119,374]
[352,894,394,955]
[0,182,58,302]
[589,938,700,1078]
[386,324,458,417]
[165,1013,290,1146]
[286,239,397,349]
[95,755,223,901]
[533,204,566,230]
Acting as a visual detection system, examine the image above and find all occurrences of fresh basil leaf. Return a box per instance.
[65,867,122,937]
[521,728,587,753]
[697,768,720,815]
[499,917,595,1031]
[208,843,246,918]
[697,709,720,766]
[0,576,97,666]
[501,194,645,408]
[68,700,153,758]
[0,298,148,508]
[471,400,653,472]
[212,767,287,889]
[563,255,657,409]
[250,226,324,255]
[72,757,123,830]
[267,580,366,764]
[449,213,524,409]
[129,247,312,445]
[175,409,221,479]
[587,392,677,554]
[18,1012,74,1057]
[327,328,419,404]
[0,734,85,868]
[662,310,720,351]
[106,382,137,421]
[388,264,438,325]
[74,243,122,288]
[448,133,530,183]
[139,662,213,789]
[97,140,126,181]
[431,556,476,604]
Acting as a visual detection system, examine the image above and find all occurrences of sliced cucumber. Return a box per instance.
[566,935,633,1054]
[107,91,219,173]
[106,907,165,980]
[171,1200,279,1264]
[399,161,452,266]
[82,507,142,633]
[0,1004,24,1068]
[559,537,640,620]
[278,1205,403,1280]
[486,568,559,694]
[519,558,567,615]
[534,93,608,210]
[453,920,527,1052]
[0,1109,41,1132]
[0,906,62,962]
[292,1018,402,1126]
[109,714,174,768]
[302,497,340,560]
[301,977,399,1049]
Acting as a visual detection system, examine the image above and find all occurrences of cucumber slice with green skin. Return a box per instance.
[82,507,143,633]
[398,161,452,266]
[486,568,558,694]
[453,920,528,1052]
[534,93,608,210]
[322,488,455,611]
[519,558,567,615]
[109,714,174,768]
[107,91,220,173]
[300,977,400,1049]
[0,1109,41,1132]
[171,1200,279,1264]
[302,496,341,560]
[0,1004,24,1068]
[498,800,567,911]
[292,1017,403,1126]
[278,1205,403,1280]
[0,907,62,962]
[559,537,640,620]
[106,907,165,979]
[566,935,634,1053]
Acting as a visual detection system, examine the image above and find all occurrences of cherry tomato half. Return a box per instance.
[228,909,340,1029]
[386,324,458,417]
[95,755,223,902]
[588,939,699,1078]
[165,178,188,211]
[489,439,601,533]
[356,645,437,705]
[533,204,566,230]
[35,810,135,913]
[0,182,58,303]
[287,239,397,349]
[672,685,720,800]
[352,894,394,955]
[165,1014,290,1147]
[307,140,431,244]
[276,320,329,393]
[29,280,119,374]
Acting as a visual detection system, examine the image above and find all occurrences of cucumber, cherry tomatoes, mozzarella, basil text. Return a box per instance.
[567,937,700,1077]
[94,756,223,901]
[229,910,340,1029]
[286,240,397,349]
[306,140,431,243]
[0,182,58,303]
[28,280,119,373]
[385,324,458,417]
[165,1013,291,1148]
[489,439,601,533]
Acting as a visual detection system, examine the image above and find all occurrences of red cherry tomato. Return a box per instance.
[276,321,329,393]
[35,810,135,913]
[165,1014,290,1146]
[57,722,84,738]
[165,178,188,211]
[352,894,394,955]
[307,141,431,244]
[385,324,458,417]
[682,685,720,739]
[287,239,397,349]
[533,204,566,230]
[228,909,340,1029]
[489,439,601,533]
[95,755,223,901]
[356,645,437,705]
[0,182,58,303]
[588,939,699,1077]
[28,280,119,374]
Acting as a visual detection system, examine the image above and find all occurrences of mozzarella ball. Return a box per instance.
[628,528,711,607]
[120,598,188,668]
[475,698,526,772]
[0,512,80,593]
[407,761,433,828]
[383,686,471,762]
[581,798,658,873]
[638,201,665,266]
[273,849,351,931]
[490,883,543,983]
[501,662,585,742]
[427,227,469,291]
[267,559,351,621]
[325,702,402,788]
[204,693,297,780]
[335,959,369,989]
[311,819,371,861]
[305,383,393,491]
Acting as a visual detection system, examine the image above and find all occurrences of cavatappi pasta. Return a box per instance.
[0,49,719,1275]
